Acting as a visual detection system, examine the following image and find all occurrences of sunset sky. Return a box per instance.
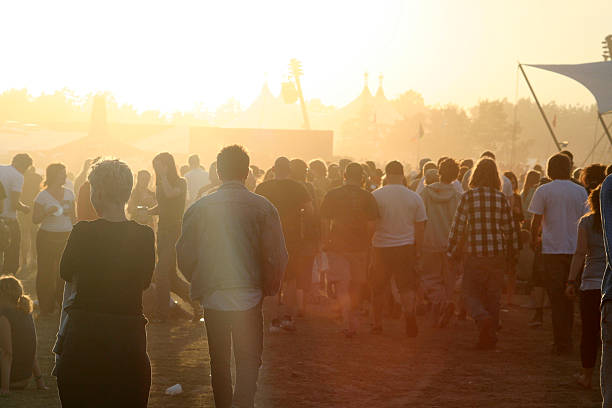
[1,0,610,113]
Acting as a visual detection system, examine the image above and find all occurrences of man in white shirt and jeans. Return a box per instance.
[371,161,427,337]
[184,154,209,207]
[529,153,588,355]
[0,153,33,275]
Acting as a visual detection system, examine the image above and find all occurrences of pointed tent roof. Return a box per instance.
[373,74,402,124]
[334,73,375,121]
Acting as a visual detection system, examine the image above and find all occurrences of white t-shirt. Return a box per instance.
[372,184,428,247]
[34,189,75,232]
[528,179,588,254]
[0,165,24,219]
[502,175,513,199]
[452,180,464,194]
[185,167,210,204]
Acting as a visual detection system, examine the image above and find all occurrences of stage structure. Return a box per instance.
[519,61,612,154]
[189,127,333,168]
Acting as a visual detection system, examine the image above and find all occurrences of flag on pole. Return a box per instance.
[418,123,424,139]
[552,114,557,128]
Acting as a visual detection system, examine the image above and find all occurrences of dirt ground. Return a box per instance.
[3,290,605,408]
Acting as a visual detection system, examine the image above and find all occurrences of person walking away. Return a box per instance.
[320,163,379,337]
[127,170,157,229]
[255,157,313,331]
[529,153,588,355]
[420,158,461,328]
[177,145,288,408]
[448,158,519,349]
[0,275,47,396]
[149,152,202,322]
[54,159,155,407]
[289,159,319,317]
[184,154,210,208]
[371,161,427,337]
[18,167,42,272]
[600,174,612,406]
[32,164,75,317]
[565,186,605,389]
[0,154,33,275]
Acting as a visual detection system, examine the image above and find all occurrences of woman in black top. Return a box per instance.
[0,276,46,396]
[54,159,155,407]
[149,152,201,322]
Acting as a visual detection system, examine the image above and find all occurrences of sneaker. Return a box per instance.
[269,318,282,333]
[280,316,296,332]
[438,303,455,328]
[405,315,418,338]
[528,318,543,328]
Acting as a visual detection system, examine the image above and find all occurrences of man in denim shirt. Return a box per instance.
[600,174,612,407]
[177,145,288,408]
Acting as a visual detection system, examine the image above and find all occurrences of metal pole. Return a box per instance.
[518,64,562,151]
[598,113,612,147]
[294,74,311,130]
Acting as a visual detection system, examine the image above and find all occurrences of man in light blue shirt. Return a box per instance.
[177,145,287,408]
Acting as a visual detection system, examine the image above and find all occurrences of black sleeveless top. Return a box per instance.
[0,306,36,382]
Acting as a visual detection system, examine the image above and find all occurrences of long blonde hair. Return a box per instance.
[0,275,33,314]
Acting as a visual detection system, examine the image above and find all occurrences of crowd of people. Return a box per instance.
[0,145,611,407]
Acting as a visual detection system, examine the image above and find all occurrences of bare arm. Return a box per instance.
[414,220,426,255]
[569,227,588,282]
[530,214,543,251]
[10,191,29,214]
[32,202,58,225]
[0,316,12,395]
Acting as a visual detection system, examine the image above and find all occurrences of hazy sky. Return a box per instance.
[1,0,610,113]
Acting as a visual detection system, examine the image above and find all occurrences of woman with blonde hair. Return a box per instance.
[0,275,46,396]
[54,159,155,407]
[32,163,75,316]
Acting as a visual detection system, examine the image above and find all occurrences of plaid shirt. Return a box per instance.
[448,187,519,257]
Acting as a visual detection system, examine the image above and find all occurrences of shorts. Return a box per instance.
[285,253,316,291]
[326,251,368,283]
[371,245,417,294]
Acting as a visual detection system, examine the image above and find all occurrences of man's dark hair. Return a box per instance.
[437,156,449,167]
[560,150,574,164]
[546,153,572,180]
[480,151,496,160]
[385,161,404,176]
[273,157,291,179]
[345,162,364,183]
[439,158,460,183]
[216,145,250,181]
[12,153,33,172]
[460,159,474,169]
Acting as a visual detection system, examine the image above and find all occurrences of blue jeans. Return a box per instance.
[204,303,263,408]
[462,255,505,325]
[602,301,612,407]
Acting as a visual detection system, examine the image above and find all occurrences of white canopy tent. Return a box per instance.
[520,62,612,151]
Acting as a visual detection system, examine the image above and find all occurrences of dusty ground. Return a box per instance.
[3,291,604,408]
[1,264,604,407]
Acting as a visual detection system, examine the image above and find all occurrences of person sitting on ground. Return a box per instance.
[54,159,155,407]
[0,275,47,396]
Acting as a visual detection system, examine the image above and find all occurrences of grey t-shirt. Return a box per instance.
[580,214,606,291]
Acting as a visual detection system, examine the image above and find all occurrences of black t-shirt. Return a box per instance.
[320,184,379,252]
[255,179,311,245]
[60,219,155,316]
[0,306,35,383]
[156,178,187,230]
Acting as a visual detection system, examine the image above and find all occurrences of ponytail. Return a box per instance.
[16,294,33,315]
